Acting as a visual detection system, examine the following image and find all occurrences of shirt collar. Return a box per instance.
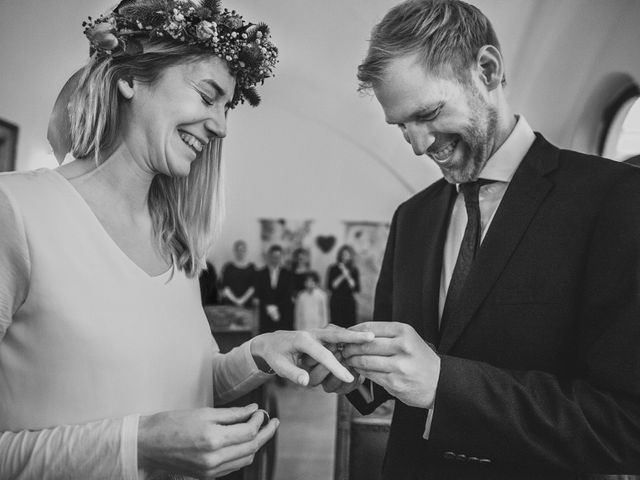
[478,115,535,183]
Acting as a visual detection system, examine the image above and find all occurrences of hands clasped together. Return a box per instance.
[304,322,441,410]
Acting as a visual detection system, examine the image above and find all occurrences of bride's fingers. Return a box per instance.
[203,419,279,478]
[293,334,355,383]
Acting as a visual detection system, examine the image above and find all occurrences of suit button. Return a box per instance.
[443,451,456,461]
[455,454,468,462]
[478,458,492,464]
[468,456,480,463]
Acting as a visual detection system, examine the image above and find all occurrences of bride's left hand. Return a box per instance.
[249,327,374,386]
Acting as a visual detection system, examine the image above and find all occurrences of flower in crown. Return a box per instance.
[82,0,278,107]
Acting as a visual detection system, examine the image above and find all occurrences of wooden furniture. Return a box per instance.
[204,305,277,480]
[334,395,393,480]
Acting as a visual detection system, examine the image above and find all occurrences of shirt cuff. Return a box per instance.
[213,340,274,405]
[423,406,435,440]
[122,414,140,480]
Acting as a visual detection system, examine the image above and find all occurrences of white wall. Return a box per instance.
[1,0,639,270]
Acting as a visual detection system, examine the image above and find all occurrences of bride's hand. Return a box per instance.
[250,327,374,386]
[138,405,277,479]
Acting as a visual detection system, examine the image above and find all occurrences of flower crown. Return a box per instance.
[83,0,278,107]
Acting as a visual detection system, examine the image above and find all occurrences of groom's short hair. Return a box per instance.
[357,0,504,90]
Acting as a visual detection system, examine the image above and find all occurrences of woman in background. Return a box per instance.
[327,245,361,328]
[220,240,256,308]
[0,2,372,479]
[290,247,312,297]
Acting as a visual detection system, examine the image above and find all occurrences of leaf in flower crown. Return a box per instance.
[119,0,169,27]
[114,0,138,13]
[255,22,270,36]
[199,0,222,15]
[242,86,261,107]
[245,22,270,42]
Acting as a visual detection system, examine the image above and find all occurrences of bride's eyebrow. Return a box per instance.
[198,79,228,99]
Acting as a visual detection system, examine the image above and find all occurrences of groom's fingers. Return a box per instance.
[341,338,396,359]
[300,354,319,371]
[313,325,375,345]
[348,322,402,338]
[308,363,332,386]
[322,371,363,394]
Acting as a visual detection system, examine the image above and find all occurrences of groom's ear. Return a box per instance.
[475,44,505,91]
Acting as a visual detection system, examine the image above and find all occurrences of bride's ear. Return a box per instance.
[117,77,134,99]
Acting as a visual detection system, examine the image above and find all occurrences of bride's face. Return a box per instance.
[121,55,235,177]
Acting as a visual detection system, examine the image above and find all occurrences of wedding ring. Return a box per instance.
[257,408,270,427]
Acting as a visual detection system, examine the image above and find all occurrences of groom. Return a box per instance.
[308,0,640,478]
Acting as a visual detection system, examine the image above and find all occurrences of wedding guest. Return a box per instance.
[290,247,312,297]
[255,244,294,333]
[294,271,329,331]
[327,245,360,328]
[220,240,256,308]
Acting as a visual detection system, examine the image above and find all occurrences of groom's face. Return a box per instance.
[373,53,498,184]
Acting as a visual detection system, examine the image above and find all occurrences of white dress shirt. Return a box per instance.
[424,115,536,439]
[269,266,281,289]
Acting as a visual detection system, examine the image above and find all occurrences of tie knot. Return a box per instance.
[459,179,494,205]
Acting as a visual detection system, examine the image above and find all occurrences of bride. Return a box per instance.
[0,1,372,478]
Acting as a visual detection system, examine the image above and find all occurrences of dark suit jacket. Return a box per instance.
[254,266,294,332]
[349,134,640,479]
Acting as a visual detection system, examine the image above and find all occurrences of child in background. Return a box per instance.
[294,271,329,331]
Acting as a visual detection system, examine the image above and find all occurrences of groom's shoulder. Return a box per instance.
[395,177,450,216]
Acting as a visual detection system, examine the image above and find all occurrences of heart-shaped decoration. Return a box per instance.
[315,235,336,254]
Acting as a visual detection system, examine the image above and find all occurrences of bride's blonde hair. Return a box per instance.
[69,42,224,277]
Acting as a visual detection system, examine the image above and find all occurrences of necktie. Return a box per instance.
[440,179,493,331]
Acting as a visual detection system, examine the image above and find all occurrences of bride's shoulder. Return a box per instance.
[0,167,56,195]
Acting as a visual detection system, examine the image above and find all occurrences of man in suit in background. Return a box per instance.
[309,0,640,478]
[255,244,294,333]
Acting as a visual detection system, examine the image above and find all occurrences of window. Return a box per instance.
[601,86,640,162]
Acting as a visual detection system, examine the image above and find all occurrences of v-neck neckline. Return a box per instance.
[48,168,173,281]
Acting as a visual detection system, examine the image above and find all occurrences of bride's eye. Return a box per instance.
[199,92,214,106]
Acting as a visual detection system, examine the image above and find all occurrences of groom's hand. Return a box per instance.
[342,322,440,409]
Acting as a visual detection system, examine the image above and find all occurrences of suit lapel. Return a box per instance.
[438,135,559,354]
[419,182,457,343]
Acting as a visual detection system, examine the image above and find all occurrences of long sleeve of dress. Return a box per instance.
[0,416,140,480]
[212,340,273,405]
